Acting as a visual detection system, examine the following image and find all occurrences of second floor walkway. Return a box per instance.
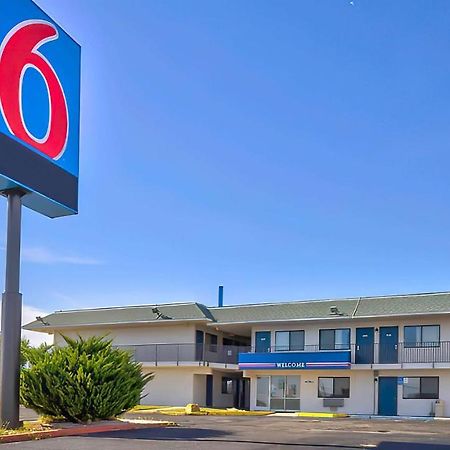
[116,343,250,366]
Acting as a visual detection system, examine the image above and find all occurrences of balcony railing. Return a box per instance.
[116,343,250,365]
[243,342,450,364]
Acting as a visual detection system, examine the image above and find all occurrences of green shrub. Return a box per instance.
[20,335,153,423]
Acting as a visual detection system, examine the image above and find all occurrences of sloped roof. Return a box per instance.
[209,298,358,323]
[209,292,450,323]
[24,302,212,331]
[355,292,450,317]
[23,291,450,332]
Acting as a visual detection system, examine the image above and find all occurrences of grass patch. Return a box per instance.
[0,421,48,436]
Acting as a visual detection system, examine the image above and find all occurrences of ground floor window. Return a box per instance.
[403,377,439,399]
[318,377,350,398]
[221,377,233,394]
[256,376,300,410]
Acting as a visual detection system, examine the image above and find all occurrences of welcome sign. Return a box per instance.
[238,350,352,370]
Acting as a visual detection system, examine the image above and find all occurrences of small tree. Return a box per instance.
[20,335,153,423]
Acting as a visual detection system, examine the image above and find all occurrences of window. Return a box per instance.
[275,330,305,351]
[318,377,350,398]
[319,329,350,350]
[403,377,439,399]
[404,325,440,348]
[221,377,233,394]
[206,333,218,352]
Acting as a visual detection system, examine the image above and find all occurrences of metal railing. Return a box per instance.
[116,343,250,365]
[242,342,450,364]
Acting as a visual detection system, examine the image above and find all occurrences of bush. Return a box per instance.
[20,335,153,423]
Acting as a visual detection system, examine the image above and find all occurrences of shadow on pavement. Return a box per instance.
[377,443,450,450]
[87,427,364,448]
[89,427,229,441]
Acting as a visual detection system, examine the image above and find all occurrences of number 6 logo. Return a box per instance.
[0,20,69,160]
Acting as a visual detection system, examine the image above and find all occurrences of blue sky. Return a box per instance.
[3,0,450,329]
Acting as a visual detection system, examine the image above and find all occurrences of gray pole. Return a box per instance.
[0,190,23,429]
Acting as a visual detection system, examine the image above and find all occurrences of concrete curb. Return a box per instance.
[0,420,172,444]
[296,412,349,418]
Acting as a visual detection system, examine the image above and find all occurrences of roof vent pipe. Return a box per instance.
[218,285,224,307]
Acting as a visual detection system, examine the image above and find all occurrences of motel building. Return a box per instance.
[24,291,450,417]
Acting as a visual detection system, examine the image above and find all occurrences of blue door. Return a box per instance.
[196,330,204,361]
[379,326,398,363]
[255,331,271,353]
[356,327,374,364]
[206,375,213,407]
[378,377,398,416]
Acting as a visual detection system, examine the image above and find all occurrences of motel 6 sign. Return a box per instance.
[0,0,80,218]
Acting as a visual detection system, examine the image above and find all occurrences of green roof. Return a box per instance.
[209,298,358,323]
[24,302,213,331]
[355,292,450,317]
[210,292,450,323]
[23,292,450,331]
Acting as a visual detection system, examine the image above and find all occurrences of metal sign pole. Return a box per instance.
[0,190,23,429]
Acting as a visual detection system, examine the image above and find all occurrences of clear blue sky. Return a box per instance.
[4,0,450,316]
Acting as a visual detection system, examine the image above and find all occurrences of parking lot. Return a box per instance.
[3,413,450,449]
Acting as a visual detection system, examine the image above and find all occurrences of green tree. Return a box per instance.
[20,335,153,423]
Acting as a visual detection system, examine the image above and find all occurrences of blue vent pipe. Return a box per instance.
[218,285,224,307]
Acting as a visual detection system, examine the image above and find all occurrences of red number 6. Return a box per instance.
[0,20,69,159]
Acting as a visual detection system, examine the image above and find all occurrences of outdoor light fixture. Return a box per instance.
[151,307,172,320]
[35,316,49,326]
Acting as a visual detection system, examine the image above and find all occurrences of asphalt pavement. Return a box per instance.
[5,413,450,449]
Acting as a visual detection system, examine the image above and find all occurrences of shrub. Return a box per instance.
[20,335,153,423]
[20,338,31,369]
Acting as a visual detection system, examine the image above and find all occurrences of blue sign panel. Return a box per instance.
[0,0,80,217]
[238,351,351,370]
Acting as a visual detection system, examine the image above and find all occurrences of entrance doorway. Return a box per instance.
[378,377,398,416]
[256,375,301,411]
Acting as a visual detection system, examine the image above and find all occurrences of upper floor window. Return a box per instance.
[403,377,439,399]
[206,333,218,352]
[275,330,305,351]
[319,328,350,350]
[404,325,440,348]
[318,377,350,398]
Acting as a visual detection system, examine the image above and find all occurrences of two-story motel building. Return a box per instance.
[24,291,450,417]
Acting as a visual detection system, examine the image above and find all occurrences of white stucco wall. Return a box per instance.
[141,368,195,406]
[52,323,196,346]
[140,368,240,408]
[193,374,207,406]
